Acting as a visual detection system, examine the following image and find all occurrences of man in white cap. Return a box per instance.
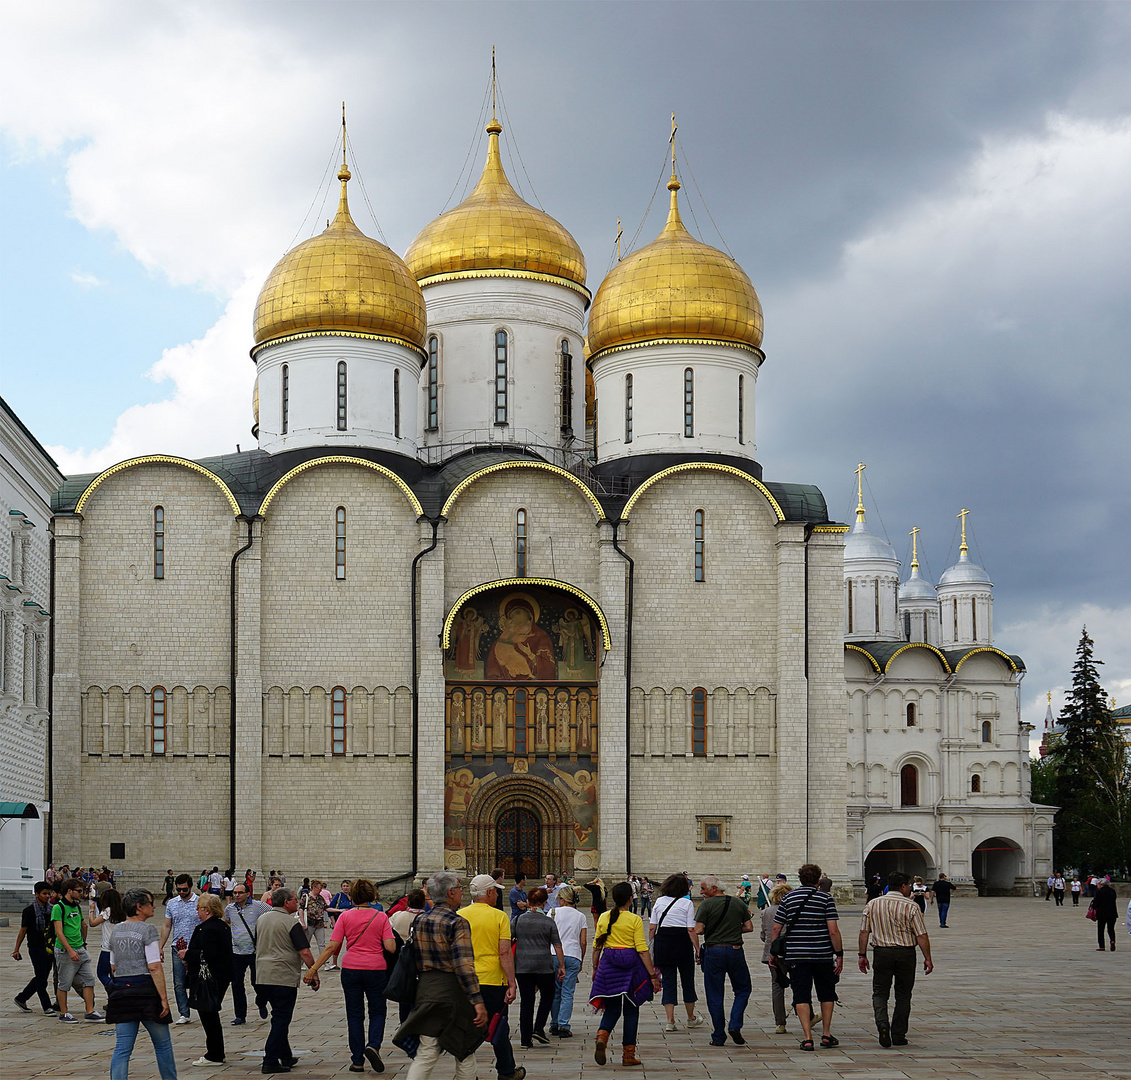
[461,874,524,1080]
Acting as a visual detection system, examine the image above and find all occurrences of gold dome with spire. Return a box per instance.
[587,168,763,360]
[253,135,426,352]
[404,115,587,296]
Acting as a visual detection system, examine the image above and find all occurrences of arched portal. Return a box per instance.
[865,837,932,883]
[973,837,1023,896]
[443,581,601,876]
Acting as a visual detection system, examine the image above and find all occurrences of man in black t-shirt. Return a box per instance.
[13,881,57,1013]
[930,875,956,928]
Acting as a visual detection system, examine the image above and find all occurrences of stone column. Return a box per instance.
[50,515,83,860]
[234,517,263,873]
[596,520,628,878]
[416,521,447,876]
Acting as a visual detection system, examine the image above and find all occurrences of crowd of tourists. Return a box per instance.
[11,864,1131,1076]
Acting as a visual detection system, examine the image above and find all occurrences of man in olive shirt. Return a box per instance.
[693,875,753,1047]
[255,888,319,1075]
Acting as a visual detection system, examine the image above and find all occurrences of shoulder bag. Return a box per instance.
[188,953,223,1012]
[769,888,817,959]
[650,898,686,966]
[383,914,420,1005]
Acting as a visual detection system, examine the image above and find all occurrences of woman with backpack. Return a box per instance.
[648,873,703,1033]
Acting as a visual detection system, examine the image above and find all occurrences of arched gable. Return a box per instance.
[75,455,240,515]
[621,461,785,522]
[441,461,604,520]
[259,456,424,518]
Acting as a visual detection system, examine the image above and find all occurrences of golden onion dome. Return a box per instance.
[404,118,587,296]
[253,163,426,352]
[587,175,763,360]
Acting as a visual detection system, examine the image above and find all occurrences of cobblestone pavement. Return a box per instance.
[2,896,1128,1079]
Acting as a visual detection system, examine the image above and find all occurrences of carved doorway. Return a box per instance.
[497,806,541,879]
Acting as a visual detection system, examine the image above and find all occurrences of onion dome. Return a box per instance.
[844,518,898,565]
[587,173,763,360]
[404,117,587,294]
[253,161,426,351]
[899,528,936,601]
[939,512,992,586]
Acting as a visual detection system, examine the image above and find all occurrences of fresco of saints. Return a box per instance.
[554,608,593,676]
[492,689,508,750]
[577,690,592,752]
[547,763,598,847]
[471,691,486,750]
[451,607,488,676]
[445,767,497,848]
[535,691,550,749]
[485,597,556,681]
[554,690,571,750]
[449,690,465,751]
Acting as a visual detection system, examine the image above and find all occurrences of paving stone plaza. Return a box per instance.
[2,895,1128,1080]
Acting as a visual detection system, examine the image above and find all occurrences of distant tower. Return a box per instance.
[937,509,993,647]
[843,464,901,641]
[1038,692,1058,757]
[898,526,939,644]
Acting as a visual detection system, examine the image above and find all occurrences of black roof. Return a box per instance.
[847,640,1025,674]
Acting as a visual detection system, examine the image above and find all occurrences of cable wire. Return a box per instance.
[344,131,388,245]
[676,133,735,258]
[497,79,542,209]
[441,81,493,213]
[285,129,343,253]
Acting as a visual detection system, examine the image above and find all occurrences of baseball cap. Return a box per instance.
[470,874,498,893]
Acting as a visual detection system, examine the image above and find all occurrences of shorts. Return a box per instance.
[788,961,837,1007]
[56,946,96,991]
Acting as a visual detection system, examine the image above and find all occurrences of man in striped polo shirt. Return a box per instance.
[770,864,843,1051]
[857,871,933,1048]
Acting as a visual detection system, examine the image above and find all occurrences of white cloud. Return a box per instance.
[69,270,106,289]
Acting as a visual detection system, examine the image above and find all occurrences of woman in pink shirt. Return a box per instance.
[304,879,396,1074]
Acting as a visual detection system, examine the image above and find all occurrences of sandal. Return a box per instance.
[800,1039,815,1052]
[820,1035,839,1047]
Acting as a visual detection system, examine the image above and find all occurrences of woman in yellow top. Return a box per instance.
[589,881,661,1067]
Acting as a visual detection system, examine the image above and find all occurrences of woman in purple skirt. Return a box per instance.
[589,881,662,1067]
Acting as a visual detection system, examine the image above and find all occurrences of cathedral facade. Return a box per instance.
[47,114,1050,895]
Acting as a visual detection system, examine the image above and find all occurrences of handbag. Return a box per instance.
[1085,904,1098,922]
[384,915,421,1005]
[769,888,817,959]
[188,954,223,1012]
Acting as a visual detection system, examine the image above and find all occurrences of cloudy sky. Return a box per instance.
[2,1,1128,726]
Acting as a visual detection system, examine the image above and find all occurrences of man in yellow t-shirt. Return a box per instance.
[462,874,524,1080]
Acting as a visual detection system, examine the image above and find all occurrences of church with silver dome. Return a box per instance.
[48,110,1052,896]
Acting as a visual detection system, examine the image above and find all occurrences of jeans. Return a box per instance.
[871,946,917,1039]
[405,1033,477,1080]
[97,950,114,990]
[516,971,556,1044]
[230,953,256,1020]
[479,983,515,1077]
[170,950,190,1019]
[701,946,751,1041]
[259,983,298,1067]
[341,966,388,1065]
[17,948,54,1010]
[937,902,950,926]
[551,955,582,1029]
[110,1020,178,1080]
[598,995,639,1045]
[199,1008,225,1061]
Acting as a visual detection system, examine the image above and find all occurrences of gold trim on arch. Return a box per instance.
[883,643,952,674]
[250,328,427,362]
[588,337,765,363]
[953,647,1019,673]
[259,456,424,518]
[74,456,241,516]
[621,462,785,522]
[845,643,881,672]
[441,461,604,519]
[442,577,612,652]
[416,268,592,305]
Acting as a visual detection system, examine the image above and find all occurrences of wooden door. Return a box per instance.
[496,807,541,879]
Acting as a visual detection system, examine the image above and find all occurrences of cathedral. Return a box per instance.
[47,109,1052,896]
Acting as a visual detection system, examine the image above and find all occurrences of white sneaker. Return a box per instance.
[686,1013,705,1029]
[175,1015,192,1025]
[663,1022,678,1032]
[191,1057,223,1067]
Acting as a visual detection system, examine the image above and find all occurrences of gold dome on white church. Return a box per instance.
[253,162,427,351]
[587,174,763,359]
[404,117,587,293]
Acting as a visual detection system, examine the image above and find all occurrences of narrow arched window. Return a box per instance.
[337,361,348,430]
[331,687,346,755]
[516,509,527,577]
[153,506,165,580]
[981,720,992,743]
[692,688,707,755]
[426,336,439,431]
[906,703,917,727]
[971,598,977,640]
[335,507,346,580]
[694,509,705,582]
[971,773,981,793]
[560,339,573,434]
[684,368,694,437]
[900,763,918,806]
[494,330,508,425]
[514,689,527,755]
[953,598,959,638]
[281,364,289,434]
[874,580,881,633]
[738,373,745,444]
[624,373,633,444]
[152,687,166,755]
[393,369,401,438]
[847,580,854,633]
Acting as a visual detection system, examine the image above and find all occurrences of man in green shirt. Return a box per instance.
[693,875,753,1047]
[51,878,101,1022]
